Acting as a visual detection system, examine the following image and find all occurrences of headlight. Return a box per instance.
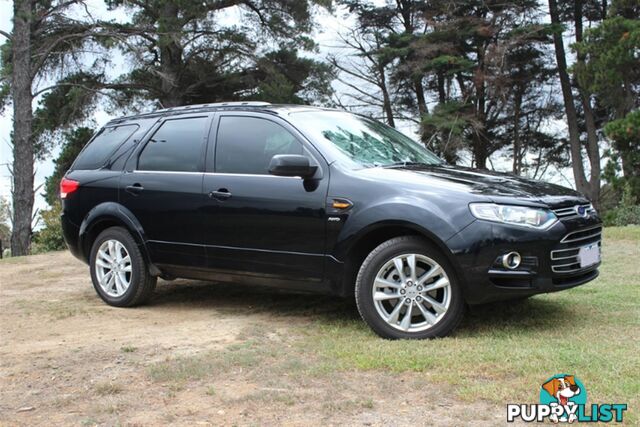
[469,203,558,229]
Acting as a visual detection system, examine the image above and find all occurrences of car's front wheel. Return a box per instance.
[355,236,464,339]
[89,226,156,307]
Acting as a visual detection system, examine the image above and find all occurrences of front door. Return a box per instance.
[120,114,211,268]
[202,113,329,283]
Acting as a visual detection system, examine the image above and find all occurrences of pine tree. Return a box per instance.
[1,0,100,255]
[338,0,562,172]
[575,0,640,199]
[99,0,334,108]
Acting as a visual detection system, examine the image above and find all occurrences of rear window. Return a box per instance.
[72,125,138,170]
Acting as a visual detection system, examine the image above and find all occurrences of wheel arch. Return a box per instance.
[78,202,159,275]
[334,220,463,297]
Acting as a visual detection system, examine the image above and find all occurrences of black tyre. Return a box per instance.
[355,236,464,339]
[89,226,156,307]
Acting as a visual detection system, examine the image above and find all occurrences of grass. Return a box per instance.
[322,395,375,412]
[145,226,639,423]
[3,226,634,423]
[94,382,124,396]
[13,299,91,320]
[148,339,281,384]
[300,226,640,422]
[120,345,137,353]
[138,227,640,424]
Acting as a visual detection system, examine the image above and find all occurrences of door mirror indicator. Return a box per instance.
[268,154,317,178]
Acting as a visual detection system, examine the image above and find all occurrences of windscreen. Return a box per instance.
[288,111,442,168]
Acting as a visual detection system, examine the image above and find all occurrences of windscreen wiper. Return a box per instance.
[379,161,432,169]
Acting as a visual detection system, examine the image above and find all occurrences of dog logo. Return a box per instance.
[507,374,627,423]
[540,375,585,423]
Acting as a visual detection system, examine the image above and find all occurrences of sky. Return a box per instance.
[0,0,579,227]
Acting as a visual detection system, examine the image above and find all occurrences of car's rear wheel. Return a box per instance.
[89,226,156,307]
[355,236,464,339]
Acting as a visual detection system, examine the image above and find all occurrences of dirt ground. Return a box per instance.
[1,251,510,426]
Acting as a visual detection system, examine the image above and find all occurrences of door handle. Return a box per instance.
[209,188,232,201]
[125,183,144,195]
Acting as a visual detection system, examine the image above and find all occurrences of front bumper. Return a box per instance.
[447,215,602,305]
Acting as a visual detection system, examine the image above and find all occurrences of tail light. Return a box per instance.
[60,178,80,199]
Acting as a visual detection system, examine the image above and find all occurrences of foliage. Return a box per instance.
[337,0,565,172]
[0,40,10,113]
[37,126,93,255]
[574,9,640,202]
[608,0,640,20]
[7,0,640,257]
[420,101,475,163]
[33,74,101,159]
[0,196,10,248]
[1,2,104,118]
[43,127,95,206]
[32,202,66,253]
[574,16,640,119]
[602,182,640,226]
[604,110,640,200]
[252,49,335,105]
[98,0,334,108]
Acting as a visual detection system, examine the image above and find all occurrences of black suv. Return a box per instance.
[61,102,602,339]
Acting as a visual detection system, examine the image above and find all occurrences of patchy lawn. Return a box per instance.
[0,227,638,425]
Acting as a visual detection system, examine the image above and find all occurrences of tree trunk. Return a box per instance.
[473,136,488,170]
[512,89,523,175]
[574,0,601,207]
[579,93,601,207]
[548,0,590,196]
[397,0,427,116]
[437,72,446,104]
[10,0,35,256]
[158,1,185,107]
[378,64,395,127]
[474,43,488,170]
[414,78,427,115]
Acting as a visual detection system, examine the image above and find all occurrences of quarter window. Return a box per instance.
[73,125,138,170]
[215,116,303,174]
[138,117,208,172]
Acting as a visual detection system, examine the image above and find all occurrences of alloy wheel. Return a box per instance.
[372,253,451,332]
[95,239,132,297]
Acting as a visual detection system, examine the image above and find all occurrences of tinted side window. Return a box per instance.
[108,118,158,170]
[73,125,138,170]
[138,117,208,172]
[215,116,303,174]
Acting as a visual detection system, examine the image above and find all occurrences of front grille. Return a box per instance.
[553,203,595,220]
[550,225,602,274]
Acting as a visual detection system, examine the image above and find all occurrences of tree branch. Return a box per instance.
[32,81,158,98]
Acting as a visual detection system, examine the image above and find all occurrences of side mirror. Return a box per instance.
[268,154,317,178]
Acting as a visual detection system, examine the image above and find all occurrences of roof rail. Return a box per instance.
[155,101,271,113]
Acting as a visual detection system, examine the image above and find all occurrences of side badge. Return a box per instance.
[328,217,341,222]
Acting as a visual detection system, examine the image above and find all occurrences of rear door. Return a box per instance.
[120,114,212,268]
[201,112,329,282]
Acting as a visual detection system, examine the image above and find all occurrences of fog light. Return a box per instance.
[502,252,522,270]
